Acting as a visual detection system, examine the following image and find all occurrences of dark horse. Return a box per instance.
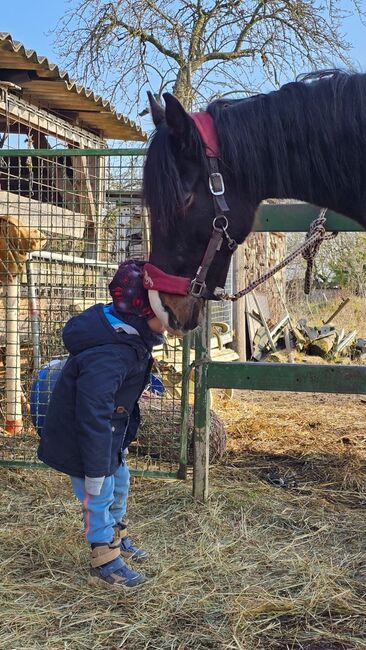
[143,70,366,333]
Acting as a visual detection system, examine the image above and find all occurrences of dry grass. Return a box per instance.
[289,293,366,337]
[0,391,366,649]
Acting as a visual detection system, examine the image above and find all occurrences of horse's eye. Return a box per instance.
[184,193,194,210]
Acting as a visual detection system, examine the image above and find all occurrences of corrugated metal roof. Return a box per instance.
[0,33,146,142]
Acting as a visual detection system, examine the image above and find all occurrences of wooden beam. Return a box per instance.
[0,93,104,147]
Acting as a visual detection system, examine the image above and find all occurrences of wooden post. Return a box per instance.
[193,304,211,501]
[178,332,192,480]
[232,246,246,361]
[5,276,23,435]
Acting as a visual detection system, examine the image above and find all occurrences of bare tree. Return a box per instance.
[54,0,366,112]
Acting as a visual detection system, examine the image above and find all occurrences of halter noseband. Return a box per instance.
[143,111,238,299]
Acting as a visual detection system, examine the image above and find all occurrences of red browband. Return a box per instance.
[190,112,220,157]
[143,263,190,296]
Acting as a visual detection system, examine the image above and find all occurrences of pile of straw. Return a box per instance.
[0,390,365,649]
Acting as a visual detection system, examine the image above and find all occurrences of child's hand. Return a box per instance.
[85,476,105,496]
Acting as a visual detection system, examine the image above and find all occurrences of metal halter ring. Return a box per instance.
[212,216,228,232]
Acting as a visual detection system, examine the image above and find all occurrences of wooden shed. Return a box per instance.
[0,33,146,435]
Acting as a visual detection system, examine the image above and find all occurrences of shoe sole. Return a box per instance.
[120,551,149,564]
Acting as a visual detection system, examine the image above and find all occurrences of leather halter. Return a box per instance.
[189,112,238,298]
[143,111,238,299]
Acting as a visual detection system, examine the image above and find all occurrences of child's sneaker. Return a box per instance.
[114,522,149,563]
[88,543,146,589]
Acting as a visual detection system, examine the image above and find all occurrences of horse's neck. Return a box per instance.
[253,99,366,226]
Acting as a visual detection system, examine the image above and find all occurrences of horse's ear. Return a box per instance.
[147,91,165,127]
[163,93,192,142]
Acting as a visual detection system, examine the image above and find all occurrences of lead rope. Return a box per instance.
[223,208,338,302]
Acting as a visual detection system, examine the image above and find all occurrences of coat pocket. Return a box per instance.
[111,412,130,468]
[111,411,129,437]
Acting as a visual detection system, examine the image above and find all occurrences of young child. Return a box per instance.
[37,260,166,589]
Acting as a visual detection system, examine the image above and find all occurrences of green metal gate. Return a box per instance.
[191,207,365,500]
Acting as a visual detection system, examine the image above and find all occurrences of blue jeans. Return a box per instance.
[71,458,130,544]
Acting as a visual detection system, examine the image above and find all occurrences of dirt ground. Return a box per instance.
[0,389,365,650]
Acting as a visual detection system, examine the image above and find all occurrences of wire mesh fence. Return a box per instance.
[0,142,232,477]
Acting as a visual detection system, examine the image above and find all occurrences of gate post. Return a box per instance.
[193,305,211,501]
[178,332,192,479]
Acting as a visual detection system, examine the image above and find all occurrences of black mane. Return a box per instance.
[207,70,366,216]
[144,70,366,229]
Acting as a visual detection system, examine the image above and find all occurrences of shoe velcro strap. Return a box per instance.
[99,556,124,577]
[90,545,120,568]
[109,537,121,548]
[114,527,128,539]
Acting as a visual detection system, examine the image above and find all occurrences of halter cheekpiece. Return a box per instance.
[143,111,238,299]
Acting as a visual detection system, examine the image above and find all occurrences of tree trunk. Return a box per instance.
[172,67,195,109]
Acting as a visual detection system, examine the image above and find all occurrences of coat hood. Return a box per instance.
[62,303,147,355]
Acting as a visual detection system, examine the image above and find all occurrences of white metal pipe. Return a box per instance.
[26,258,41,372]
[5,276,22,435]
[31,249,118,270]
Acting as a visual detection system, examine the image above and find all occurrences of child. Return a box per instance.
[37,260,166,589]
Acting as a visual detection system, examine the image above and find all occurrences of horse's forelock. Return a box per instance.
[143,126,183,230]
[143,120,206,231]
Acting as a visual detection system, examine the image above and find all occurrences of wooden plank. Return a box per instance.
[0,190,86,237]
[0,94,104,147]
[207,361,366,394]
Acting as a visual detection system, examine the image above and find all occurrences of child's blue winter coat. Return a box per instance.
[37,304,152,479]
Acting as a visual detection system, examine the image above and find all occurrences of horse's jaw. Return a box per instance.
[148,290,204,334]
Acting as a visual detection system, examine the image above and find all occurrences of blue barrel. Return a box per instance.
[30,357,68,435]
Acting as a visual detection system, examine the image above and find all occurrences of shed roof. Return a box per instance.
[0,33,146,142]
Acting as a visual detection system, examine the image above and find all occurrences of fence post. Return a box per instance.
[193,305,211,501]
[178,332,192,479]
[232,246,247,361]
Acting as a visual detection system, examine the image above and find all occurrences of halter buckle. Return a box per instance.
[189,279,206,298]
[209,172,225,196]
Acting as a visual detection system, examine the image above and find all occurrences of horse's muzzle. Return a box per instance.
[157,292,204,334]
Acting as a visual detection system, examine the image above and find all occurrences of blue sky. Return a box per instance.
[2,0,366,118]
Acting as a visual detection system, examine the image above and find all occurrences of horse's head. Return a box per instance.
[143,92,255,334]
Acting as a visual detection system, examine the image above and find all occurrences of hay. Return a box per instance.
[135,399,227,464]
[0,390,365,649]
